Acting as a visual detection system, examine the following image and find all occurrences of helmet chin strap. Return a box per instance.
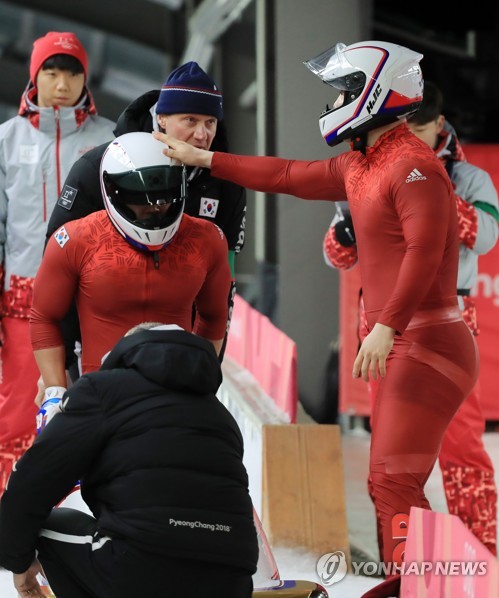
[352,132,368,153]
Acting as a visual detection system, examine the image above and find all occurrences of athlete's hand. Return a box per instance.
[34,375,45,408]
[334,212,356,247]
[152,131,213,169]
[36,386,66,434]
[353,323,395,382]
[13,559,44,597]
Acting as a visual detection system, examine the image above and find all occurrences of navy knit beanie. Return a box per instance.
[156,61,223,120]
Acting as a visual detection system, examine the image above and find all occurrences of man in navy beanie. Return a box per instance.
[44,61,246,389]
[156,60,223,120]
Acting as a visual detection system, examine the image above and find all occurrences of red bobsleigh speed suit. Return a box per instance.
[209,123,479,569]
[324,125,498,555]
[30,211,231,374]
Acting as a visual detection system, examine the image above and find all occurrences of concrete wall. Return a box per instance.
[272,0,371,417]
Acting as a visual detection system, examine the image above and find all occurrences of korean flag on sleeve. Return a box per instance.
[54,225,70,248]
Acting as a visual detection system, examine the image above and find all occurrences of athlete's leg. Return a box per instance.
[0,318,39,494]
[439,382,497,554]
[0,433,36,495]
[369,320,478,571]
[367,375,432,564]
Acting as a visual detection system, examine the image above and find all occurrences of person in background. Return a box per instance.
[152,41,479,598]
[0,323,258,598]
[45,60,246,379]
[0,31,115,495]
[323,80,499,556]
[30,132,231,427]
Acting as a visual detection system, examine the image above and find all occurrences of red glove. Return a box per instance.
[454,194,478,249]
[323,225,358,270]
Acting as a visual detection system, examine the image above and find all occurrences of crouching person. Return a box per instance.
[0,323,258,598]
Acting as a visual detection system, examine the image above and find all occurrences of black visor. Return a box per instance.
[103,165,186,205]
[330,71,366,91]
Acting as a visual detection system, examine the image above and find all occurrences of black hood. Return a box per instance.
[101,329,222,395]
[113,90,159,137]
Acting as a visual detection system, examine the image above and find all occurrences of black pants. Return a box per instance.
[37,508,253,598]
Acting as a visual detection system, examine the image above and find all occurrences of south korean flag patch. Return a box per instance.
[54,226,70,248]
[199,197,219,218]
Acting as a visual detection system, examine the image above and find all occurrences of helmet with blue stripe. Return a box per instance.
[304,40,423,147]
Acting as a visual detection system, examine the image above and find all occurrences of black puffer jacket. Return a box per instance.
[0,330,258,574]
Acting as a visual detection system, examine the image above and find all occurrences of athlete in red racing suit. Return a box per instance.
[31,211,230,374]
[324,113,499,555]
[153,41,481,598]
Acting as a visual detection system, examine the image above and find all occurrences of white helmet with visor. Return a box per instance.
[304,40,423,146]
[100,132,187,252]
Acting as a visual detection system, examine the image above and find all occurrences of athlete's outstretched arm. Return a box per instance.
[154,131,214,169]
[153,131,348,201]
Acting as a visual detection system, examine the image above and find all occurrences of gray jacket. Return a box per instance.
[0,86,114,317]
[446,160,498,291]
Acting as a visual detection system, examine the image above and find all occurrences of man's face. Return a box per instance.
[333,91,345,110]
[157,113,218,151]
[36,67,85,108]
[407,115,445,150]
[127,202,171,225]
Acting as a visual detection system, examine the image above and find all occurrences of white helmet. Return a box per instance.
[100,132,187,252]
[304,40,423,147]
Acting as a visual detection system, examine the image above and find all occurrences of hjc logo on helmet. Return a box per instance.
[366,84,382,114]
[304,40,423,147]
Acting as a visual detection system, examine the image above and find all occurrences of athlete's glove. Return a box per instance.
[36,386,66,434]
[324,204,358,270]
[334,211,356,247]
